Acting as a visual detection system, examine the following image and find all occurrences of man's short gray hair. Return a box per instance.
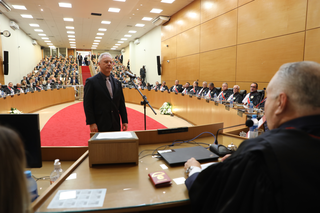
[277,61,320,108]
[98,52,113,62]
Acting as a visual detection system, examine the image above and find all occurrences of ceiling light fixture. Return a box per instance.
[12,5,27,10]
[129,30,137,33]
[34,29,43,32]
[67,31,75,34]
[29,24,39,27]
[124,35,132,37]
[161,0,175,3]
[98,28,107,31]
[101,21,111,24]
[21,14,33,19]
[135,23,145,27]
[142,17,152,21]
[150,8,163,13]
[66,26,74,29]
[63,18,74,22]
[108,8,120,13]
[97,33,104,35]
[59,3,72,8]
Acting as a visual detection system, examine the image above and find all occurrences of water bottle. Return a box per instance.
[219,95,223,104]
[50,159,63,184]
[249,114,259,138]
[24,170,38,202]
[230,97,233,108]
[213,93,217,102]
[249,102,254,113]
[11,90,14,96]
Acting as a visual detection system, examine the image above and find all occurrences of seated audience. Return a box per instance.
[227,85,243,103]
[242,82,262,106]
[184,61,320,213]
[217,82,232,100]
[170,80,183,93]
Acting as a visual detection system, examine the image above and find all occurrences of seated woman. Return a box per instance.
[0,126,32,213]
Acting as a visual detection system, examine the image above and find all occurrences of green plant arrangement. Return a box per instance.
[10,107,23,114]
[159,102,172,115]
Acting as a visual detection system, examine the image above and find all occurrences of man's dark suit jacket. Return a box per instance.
[170,84,183,93]
[83,72,128,132]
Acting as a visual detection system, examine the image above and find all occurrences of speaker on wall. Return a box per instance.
[3,51,9,75]
[156,55,161,75]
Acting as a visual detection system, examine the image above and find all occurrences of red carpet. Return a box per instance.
[81,66,91,85]
[40,102,167,146]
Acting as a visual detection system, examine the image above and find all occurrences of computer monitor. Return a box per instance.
[0,114,42,168]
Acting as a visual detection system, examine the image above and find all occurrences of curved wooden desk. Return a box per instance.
[0,87,75,114]
[34,89,248,213]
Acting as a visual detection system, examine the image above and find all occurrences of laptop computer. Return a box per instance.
[158,146,219,166]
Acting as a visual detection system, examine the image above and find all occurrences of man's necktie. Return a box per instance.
[106,77,113,99]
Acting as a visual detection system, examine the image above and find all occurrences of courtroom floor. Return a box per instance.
[35,100,193,130]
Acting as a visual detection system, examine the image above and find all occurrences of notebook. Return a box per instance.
[158,146,219,166]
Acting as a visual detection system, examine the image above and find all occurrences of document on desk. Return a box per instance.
[47,189,106,209]
[96,132,132,139]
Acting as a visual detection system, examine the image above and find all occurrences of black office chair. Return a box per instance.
[216,87,221,94]
[257,89,265,100]
[239,90,247,101]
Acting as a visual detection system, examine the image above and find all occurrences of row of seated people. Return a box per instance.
[124,80,265,108]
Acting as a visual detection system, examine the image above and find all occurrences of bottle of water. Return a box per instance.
[230,97,233,108]
[219,95,223,104]
[249,114,259,138]
[11,90,14,96]
[50,159,63,184]
[213,93,217,102]
[249,102,254,113]
[24,170,38,202]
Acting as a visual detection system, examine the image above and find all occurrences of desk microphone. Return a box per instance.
[125,71,136,79]
[209,120,254,157]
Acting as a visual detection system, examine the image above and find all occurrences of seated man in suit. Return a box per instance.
[170,80,183,93]
[242,82,262,106]
[153,81,161,90]
[205,82,219,99]
[70,76,79,85]
[217,82,232,101]
[184,61,320,213]
[227,85,244,103]
[159,81,168,91]
[182,82,191,94]
[189,81,201,95]
[14,83,24,94]
[4,82,15,95]
[198,81,209,96]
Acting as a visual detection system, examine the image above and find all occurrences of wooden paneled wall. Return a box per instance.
[161,0,320,92]
[0,30,4,84]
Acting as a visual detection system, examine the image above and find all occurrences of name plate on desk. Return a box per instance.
[237,110,243,117]
[215,102,219,106]
[225,105,230,111]
[88,131,139,167]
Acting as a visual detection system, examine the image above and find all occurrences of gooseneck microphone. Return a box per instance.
[125,71,136,79]
[209,120,254,157]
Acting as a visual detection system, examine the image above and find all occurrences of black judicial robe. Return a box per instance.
[232,92,244,103]
[185,115,320,213]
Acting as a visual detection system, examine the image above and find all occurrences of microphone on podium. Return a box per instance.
[125,71,136,79]
[209,120,254,157]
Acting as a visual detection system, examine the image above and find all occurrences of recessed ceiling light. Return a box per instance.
[44,40,51,43]
[12,5,27,10]
[108,8,120,13]
[101,21,111,24]
[161,0,175,3]
[115,44,121,46]
[34,29,43,32]
[135,23,145,27]
[142,17,152,21]
[59,3,72,8]
[70,44,76,46]
[38,34,46,36]
[41,37,49,40]
[97,33,104,35]
[111,48,116,50]
[41,9,43,11]
[67,31,75,34]
[124,35,132,37]
[63,18,74,22]
[21,14,33,19]
[71,47,76,48]
[98,28,107,31]
[129,30,137,33]
[118,41,124,43]
[69,38,75,41]
[92,45,98,47]
[69,41,76,43]
[66,26,74,29]
[94,40,100,42]
[47,43,53,45]
[113,0,126,2]
[91,47,97,49]
[68,35,75,37]
[95,37,102,39]
[93,43,99,45]
[120,38,127,40]
[150,8,162,13]
[49,46,56,49]
[29,24,39,27]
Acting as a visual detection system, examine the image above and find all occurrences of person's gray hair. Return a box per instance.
[277,61,320,108]
[98,52,113,62]
[222,82,228,87]
[234,85,240,89]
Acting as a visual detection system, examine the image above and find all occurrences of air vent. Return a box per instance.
[91,13,102,16]
[127,25,132,27]
[0,0,11,12]
[152,16,170,26]
[36,18,44,21]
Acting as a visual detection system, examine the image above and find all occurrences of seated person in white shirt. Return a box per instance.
[159,81,169,91]
[242,82,262,106]
[182,82,191,94]
[189,81,201,95]
[170,80,183,93]
[14,83,24,94]
[217,82,232,100]
[153,81,160,90]
[227,85,244,103]
[205,83,219,98]
[198,81,209,96]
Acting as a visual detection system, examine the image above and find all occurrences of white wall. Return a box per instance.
[129,26,161,85]
[0,14,42,85]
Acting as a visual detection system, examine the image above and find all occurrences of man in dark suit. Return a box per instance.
[83,52,128,132]
[189,81,201,95]
[205,82,219,98]
[77,53,83,66]
[217,82,232,100]
[140,65,146,83]
[170,80,183,93]
[119,54,123,64]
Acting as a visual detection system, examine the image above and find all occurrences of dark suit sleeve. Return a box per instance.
[83,78,96,125]
[185,172,200,191]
